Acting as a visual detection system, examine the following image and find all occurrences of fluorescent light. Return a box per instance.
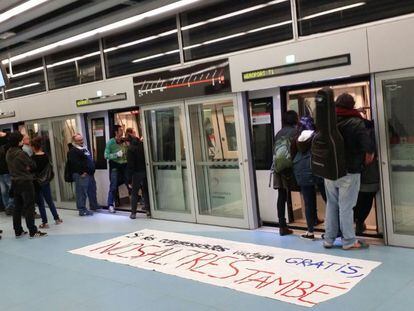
[181,0,288,31]
[8,66,43,78]
[5,82,40,93]
[131,49,179,63]
[300,2,366,21]
[0,0,49,24]
[104,29,177,53]
[2,0,200,64]
[183,21,291,50]
[46,51,100,68]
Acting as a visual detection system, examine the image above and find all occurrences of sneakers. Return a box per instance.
[30,231,47,239]
[79,210,93,216]
[39,223,49,229]
[55,218,63,225]
[300,232,315,240]
[129,213,136,220]
[15,231,28,238]
[343,240,369,250]
[279,227,293,236]
[108,206,116,213]
[323,241,333,249]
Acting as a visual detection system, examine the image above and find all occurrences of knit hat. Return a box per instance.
[336,93,355,109]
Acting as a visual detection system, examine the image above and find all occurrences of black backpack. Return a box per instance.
[64,158,73,183]
[311,87,347,181]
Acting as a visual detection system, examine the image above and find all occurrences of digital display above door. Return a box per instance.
[76,92,127,107]
[133,59,231,105]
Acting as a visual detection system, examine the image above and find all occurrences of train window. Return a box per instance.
[249,97,274,170]
[91,118,107,170]
[296,0,414,36]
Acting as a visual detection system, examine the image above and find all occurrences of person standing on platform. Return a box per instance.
[0,131,14,216]
[105,125,128,213]
[6,132,47,238]
[272,110,299,236]
[67,134,98,216]
[126,129,150,219]
[22,135,33,157]
[31,136,63,228]
[323,93,374,250]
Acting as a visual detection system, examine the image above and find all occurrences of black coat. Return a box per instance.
[127,138,146,175]
[337,116,374,174]
[67,146,95,175]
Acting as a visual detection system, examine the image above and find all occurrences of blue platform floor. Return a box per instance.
[1,209,413,311]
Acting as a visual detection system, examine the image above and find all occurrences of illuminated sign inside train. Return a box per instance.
[76,93,127,107]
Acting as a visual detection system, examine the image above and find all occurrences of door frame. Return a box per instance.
[185,93,258,229]
[140,101,197,223]
[375,68,414,247]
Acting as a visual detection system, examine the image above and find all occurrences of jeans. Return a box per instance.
[131,172,149,213]
[324,173,361,248]
[301,186,317,233]
[0,174,14,209]
[277,188,288,227]
[354,191,376,227]
[73,173,98,213]
[107,165,129,207]
[12,180,37,236]
[36,182,60,224]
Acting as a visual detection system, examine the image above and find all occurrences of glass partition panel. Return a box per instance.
[25,121,56,200]
[103,18,179,78]
[188,101,243,218]
[51,118,77,203]
[5,58,46,99]
[296,0,414,36]
[383,77,414,235]
[180,0,293,61]
[46,41,102,90]
[144,107,190,213]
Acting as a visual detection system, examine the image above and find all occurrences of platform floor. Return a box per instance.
[0,209,413,311]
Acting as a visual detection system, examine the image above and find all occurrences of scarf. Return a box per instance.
[336,107,363,119]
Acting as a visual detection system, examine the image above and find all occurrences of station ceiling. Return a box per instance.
[0,0,217,61]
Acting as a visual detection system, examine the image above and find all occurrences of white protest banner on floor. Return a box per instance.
[69,229,381,307]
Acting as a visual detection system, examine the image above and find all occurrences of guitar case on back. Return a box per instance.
[311,87,347,180]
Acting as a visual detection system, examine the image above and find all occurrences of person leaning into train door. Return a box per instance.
[323,93,374,250]
[104,124,128,213]
[125,128,150,219]
[354,118,380,235]
[272,110,299,236]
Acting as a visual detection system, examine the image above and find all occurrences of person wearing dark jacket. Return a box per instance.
[126,132,149,219]
[0,131,14,215]
[354,119,380,235]
[293,117,326,240]
[31,136,62,228]
[273,110,299,236]
[67,133,98,216]
[323,93,374,250]
[5,132,47,238]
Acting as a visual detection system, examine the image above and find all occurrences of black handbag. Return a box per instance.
[36,162,55,186]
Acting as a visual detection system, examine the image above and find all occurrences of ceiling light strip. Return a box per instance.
[1,0,200,64]
[132,49,179,63]
[300,2,366,21]
[0,0,50,24]
[181,0,288,31]
[8,66,44,78]
[183,20,291,50]
[5,82,40,93]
